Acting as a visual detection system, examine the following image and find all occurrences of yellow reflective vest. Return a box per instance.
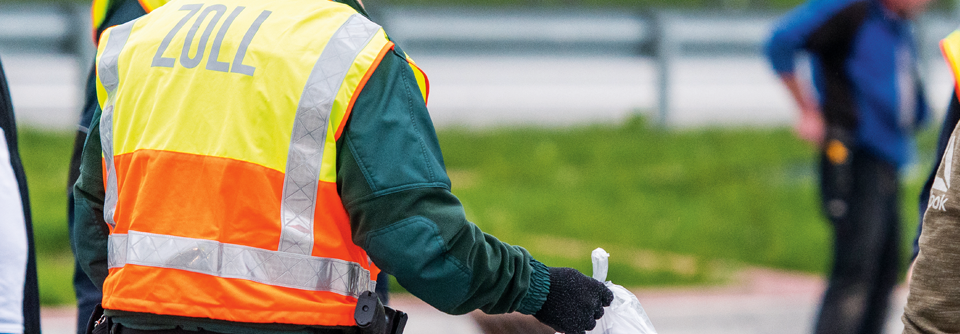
[943,30,960,94]
[92,0,169,42]
[95,0,395,326]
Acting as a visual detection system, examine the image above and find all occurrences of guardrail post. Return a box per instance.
[70,4,95,69]
[652,11,675,127]
[64,3,95,121]
[915,15,932,92]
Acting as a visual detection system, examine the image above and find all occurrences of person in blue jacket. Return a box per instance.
[766,0,931,333]
[0,56,41,334]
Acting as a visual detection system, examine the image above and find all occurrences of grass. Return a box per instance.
[436,116,937,285]
[17,127,76,305]
[18,117,938,305]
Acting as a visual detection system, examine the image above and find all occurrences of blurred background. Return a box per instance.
[2,0,957,332]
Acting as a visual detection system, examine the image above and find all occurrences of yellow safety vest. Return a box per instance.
[92,0,169,42]
[95,0,395,326]
[943,30,960,96]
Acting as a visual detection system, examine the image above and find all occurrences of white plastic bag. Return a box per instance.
[584,248,658,334]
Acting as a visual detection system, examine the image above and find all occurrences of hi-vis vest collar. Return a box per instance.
[943,30,960,98]
[92,0,169,42]
[95,0,394,326]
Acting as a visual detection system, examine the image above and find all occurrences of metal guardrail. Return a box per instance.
[0,4,93,59]
[376,9,786,125]
[0,5,956,126]
[0,3,95,109]
[373,8,960,125]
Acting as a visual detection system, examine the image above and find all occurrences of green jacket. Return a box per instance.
[72,3,550,333]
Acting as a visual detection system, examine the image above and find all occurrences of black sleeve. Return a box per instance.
[804,1,869,130]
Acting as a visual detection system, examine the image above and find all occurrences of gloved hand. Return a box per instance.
[534,267,614,334]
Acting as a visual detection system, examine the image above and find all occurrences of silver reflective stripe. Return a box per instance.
[108,234,127,268]
[278,14,381,255]
[98,20,136,229]
[108,231,374,297]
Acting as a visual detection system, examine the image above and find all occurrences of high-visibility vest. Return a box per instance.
[94,0,400,326]
[943,30,960,96]
[90,0,430,102]
[91,0,169,43]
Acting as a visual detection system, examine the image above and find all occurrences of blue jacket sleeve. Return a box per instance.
[766,0,861,74]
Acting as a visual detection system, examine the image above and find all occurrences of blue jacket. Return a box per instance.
[766,0,928,168]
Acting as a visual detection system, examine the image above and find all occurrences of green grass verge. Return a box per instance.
[19,117,937,305]
[436,115,936,285]
[17,127,76,306]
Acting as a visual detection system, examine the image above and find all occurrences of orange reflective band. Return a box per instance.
[112,149,284,249]
[102,265,358,326]
[335,41,394,140]
[111,149,362,261]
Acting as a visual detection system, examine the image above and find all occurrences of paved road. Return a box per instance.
[40,269,910,334]
[3,53,953,130]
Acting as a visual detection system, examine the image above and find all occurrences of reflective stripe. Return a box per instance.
[109,231,375,297]
[99,20,136,230]
[278,14,381,255]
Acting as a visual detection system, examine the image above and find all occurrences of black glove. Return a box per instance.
[533,267,614,334]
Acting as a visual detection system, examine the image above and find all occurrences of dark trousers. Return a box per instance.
[814,148,900,334]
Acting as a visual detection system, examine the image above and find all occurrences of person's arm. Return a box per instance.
[337,46,609,332]
[903,115,960,333]
[73,106,110,290]
[338,47,547,314]
[767,3,824,145]
[766,0,869,144]
[778,73,824,144]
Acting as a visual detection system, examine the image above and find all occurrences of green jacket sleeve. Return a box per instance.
[73,105,111,290]
[337,45,549,316]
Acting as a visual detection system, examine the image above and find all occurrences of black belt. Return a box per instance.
[85,291,405,334]
[114,326,222,334]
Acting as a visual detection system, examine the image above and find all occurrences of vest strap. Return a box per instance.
[280,13,381,256]
[99,19,137,230]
